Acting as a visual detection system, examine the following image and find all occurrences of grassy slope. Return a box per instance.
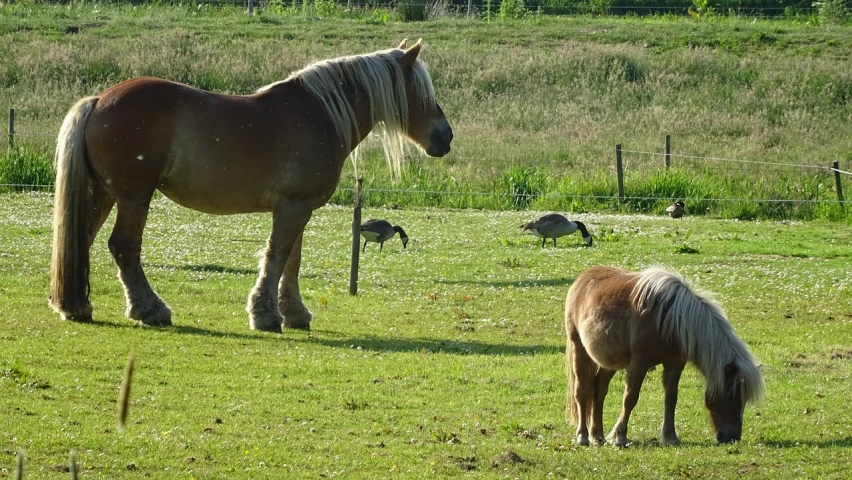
[0,5,850,218]
[1,192,851,478]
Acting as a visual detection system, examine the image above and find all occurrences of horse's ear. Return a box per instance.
[397,38,408,49]
[401,39,422,66]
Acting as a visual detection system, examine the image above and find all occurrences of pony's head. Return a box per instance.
[704,361,746,443]
[395,39,453,158]
[704,359,764,444]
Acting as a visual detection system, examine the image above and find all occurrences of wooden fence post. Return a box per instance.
[7,108,14,150]
[833,161,844,202]
[467,0,473,18]
[349,178,363,296]
[247,0,254,15]
[616,144,624,203]
[665,134,671,170]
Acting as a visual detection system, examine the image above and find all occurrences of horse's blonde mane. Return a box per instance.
[630,266,765,405]
[258,47,437,180]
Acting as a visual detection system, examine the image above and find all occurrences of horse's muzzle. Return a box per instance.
[426,123,453,157]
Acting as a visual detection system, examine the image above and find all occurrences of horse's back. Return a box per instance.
[81,77,339,213]
[565,266,639,370]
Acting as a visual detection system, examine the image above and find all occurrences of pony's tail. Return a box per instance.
[565,338,579,425]
[50,96,99,320]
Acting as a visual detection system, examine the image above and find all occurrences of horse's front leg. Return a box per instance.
[608,361,650,447]
[247,201,313,333]
[278,232,313,330]
[660,360,686,446]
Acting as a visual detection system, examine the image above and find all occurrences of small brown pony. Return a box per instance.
[49,40,452,332]
[564,266,764,446]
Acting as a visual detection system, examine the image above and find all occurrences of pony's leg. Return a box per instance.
[660,360,686,446]
[590,368,617,445]
[278,232,313,330]
[567,332,597,446]
[109,200,171,326]
[608,362,650,447]
[247,202,312,333]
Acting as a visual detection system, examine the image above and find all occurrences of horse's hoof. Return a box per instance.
[249,312,284,333]
[53,300,93,322]
[62,313,93,322]
[576,435,590,446]
[661,435,681,447]
[128,302,172,327]
[591,436,607,446]
[283,310,312,331]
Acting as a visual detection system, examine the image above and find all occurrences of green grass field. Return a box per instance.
[1,4,850,219]
[1,192,851,478]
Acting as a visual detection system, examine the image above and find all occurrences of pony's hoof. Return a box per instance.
[576,435,590,446]
[662,434,681,446]
[283,309,312,331]
[127,302,172,327]
[249,312,284,333]
[591,435,607,446]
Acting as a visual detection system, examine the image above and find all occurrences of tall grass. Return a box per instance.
[0,144,54,192]
[0,4,849,220]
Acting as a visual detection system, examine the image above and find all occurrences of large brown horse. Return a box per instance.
[564,266,764,446]
[49,40,452,332]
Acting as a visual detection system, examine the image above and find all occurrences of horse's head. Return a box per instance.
[397,39,453,157]
[704,361,746,443]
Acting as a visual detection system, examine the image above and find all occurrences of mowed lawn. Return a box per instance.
[1,192,851,478]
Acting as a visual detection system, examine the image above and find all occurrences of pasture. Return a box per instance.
[2,193,851,478]
[2,4,851,219]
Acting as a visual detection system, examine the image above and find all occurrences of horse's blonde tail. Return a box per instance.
[50,96,99,320]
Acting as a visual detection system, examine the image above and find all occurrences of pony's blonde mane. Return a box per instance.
[258,47,437,179]
[631,266,765,405]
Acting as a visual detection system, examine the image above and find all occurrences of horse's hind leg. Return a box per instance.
[109,199,171,326]
[590,368,616,445]
[277,232,313,330]
[248,201,313,333]
[567,330,597,446]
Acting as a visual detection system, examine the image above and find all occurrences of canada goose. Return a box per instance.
[360,219,408,252]
[666,201,685,219]
[520,213,592,247]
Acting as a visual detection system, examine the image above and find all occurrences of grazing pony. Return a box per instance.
[49,40,453,332]
[564,266,764,446]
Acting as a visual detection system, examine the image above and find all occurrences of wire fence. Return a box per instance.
[3,110,848,208]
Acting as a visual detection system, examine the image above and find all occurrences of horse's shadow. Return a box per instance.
[147,263,257,276]
[760,438,852,449]
[297,332,561,356]
[86,320,559,356]
[438,276,576,289]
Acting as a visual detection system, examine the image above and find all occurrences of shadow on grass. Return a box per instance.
[86,318,262,341]
[298,333,561,356]
[147,263,257,276]
[760,437,852,449]
[84,319,560,356]
[438,276,576,289]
